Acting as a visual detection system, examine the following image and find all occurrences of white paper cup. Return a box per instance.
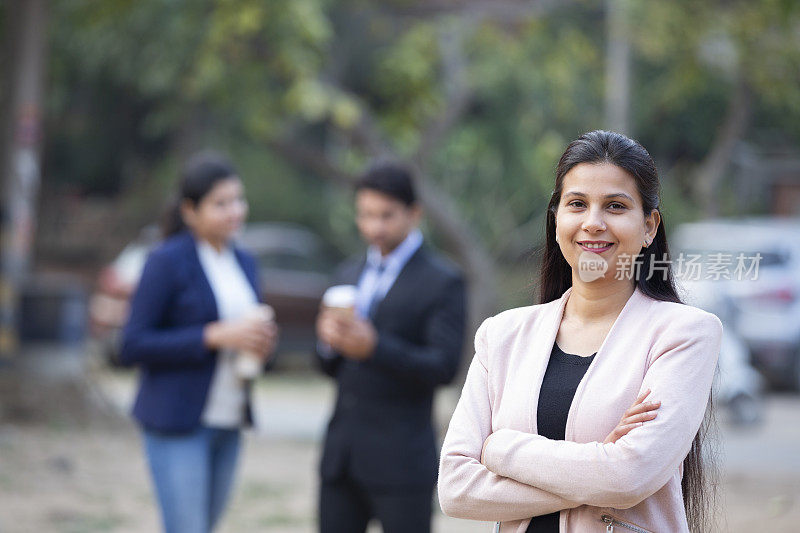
[322,285,357,317]
[236,304,275,380]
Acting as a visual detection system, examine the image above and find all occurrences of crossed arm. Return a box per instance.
[437,336,582,522]
[438,313,722,520]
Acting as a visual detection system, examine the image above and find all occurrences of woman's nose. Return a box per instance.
[581,208,606,232]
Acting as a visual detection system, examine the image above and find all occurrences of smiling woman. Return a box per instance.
[542,131,673,305]
[556,163,660,287]
[438,131,722,533]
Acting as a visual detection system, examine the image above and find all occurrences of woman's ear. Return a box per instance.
[645,209,661,242]
[180,199,196,230]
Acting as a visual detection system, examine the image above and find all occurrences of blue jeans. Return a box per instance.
[142,426,241,533]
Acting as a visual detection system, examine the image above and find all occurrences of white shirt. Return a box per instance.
[196,240,258,428]
[355,229,423,318]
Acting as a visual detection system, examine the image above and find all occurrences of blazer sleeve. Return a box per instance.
[438,318,582,522]
[369,275,466,388]
[480,312,723,510]
[119,249,215,368]
[315,342,343,377]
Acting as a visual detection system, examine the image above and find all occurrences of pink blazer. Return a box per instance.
[438,286,722,533]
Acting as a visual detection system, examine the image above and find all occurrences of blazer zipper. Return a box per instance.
[601,514,652,533]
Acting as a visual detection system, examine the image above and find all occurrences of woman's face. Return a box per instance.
[555,162,659,285]
[182,177,248,245]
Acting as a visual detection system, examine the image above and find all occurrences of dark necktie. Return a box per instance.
[366,263,387,319]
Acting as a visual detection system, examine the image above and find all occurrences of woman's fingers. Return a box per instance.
[241,336,265,353]
[621,411,658,425]
[613,423,640,439]
[605,392,660,444]
[243,321,278,348]
[631,388,651,408]
[609,414,657,443]
[624,400,661,418]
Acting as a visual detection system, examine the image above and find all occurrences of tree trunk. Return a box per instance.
[605,0,631,134]
[0,0,48,358]
[0,2,117,428]
[417,181,498,333]
[694,78,752,217]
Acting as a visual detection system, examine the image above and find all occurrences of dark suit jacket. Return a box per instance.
[317,245,467,489]
[120,230,261,433]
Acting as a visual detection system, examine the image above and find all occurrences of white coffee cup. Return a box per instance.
[322,285,358,317]
[236,304,276,380]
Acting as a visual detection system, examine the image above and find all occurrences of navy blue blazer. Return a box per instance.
[317,246,467,489]
[120,230,261,433]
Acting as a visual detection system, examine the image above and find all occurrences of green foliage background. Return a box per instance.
[39,0,800,272]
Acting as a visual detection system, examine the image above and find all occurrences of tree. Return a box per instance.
[42,0,800,306]
[628,0,800,216]
[0,0,48,357]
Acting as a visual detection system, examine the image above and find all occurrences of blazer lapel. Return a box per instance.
[564,286,651,440]
[590,286,649,362]
[184,233,219,322]
[233,247,260,297]
[496,285,652,436]
[369,247,424,323]
[523,288,573,433]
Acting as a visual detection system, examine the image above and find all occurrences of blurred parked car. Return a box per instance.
[88,223,338,367]
[677,277,764,425]
[672,217,800,390]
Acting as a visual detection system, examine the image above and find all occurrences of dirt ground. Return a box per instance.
[1,355,799,533]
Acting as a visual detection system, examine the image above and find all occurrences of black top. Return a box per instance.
[526,343,596,533]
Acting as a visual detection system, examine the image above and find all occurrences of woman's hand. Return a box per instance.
[604,389,660,444]
[204,317,279,358]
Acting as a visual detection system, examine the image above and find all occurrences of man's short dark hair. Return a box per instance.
[355,162,417,206]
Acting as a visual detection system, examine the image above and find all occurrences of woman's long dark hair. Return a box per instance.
[538,130,714,532]
[161,151,238,238]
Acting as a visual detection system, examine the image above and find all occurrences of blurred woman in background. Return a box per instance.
[121,152,278,533]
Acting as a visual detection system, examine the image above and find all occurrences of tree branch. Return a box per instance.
[413,20,473,170]
[346,95,392,158]
[694,77,752,217]
[382,0,564,23]
[266,137,355,186]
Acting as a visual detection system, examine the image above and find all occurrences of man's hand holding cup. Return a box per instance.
[318,285,377,361]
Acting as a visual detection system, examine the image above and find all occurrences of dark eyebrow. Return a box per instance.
[563,191,635,202]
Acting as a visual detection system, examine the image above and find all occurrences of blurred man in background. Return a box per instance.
[315,162,467,533]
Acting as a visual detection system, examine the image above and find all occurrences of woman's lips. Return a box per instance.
[577,242,613,253]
